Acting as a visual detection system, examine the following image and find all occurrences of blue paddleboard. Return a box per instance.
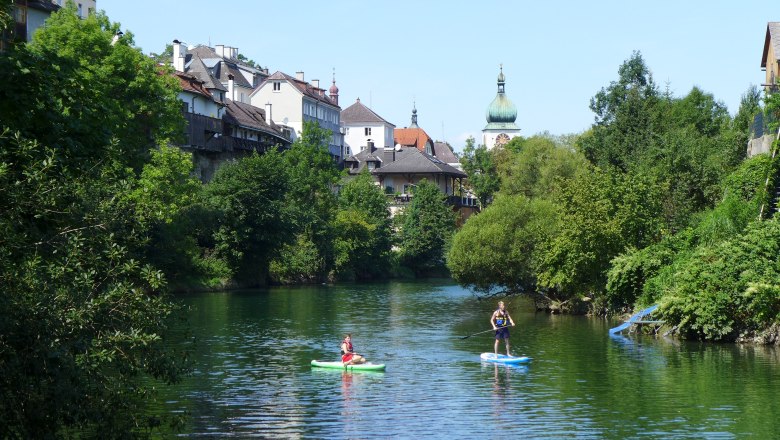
[480,353,532,364]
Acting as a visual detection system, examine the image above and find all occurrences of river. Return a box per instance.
[158,280,780,438]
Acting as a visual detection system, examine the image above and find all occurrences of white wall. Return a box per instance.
[251,80,303,141]
[178,91,221,118]
[343,122,395,153]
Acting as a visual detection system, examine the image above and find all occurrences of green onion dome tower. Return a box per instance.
[483,64,521,149]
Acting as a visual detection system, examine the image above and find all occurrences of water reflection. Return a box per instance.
[157,282,780,438]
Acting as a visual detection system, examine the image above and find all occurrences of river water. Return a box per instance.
[160,280,780,438]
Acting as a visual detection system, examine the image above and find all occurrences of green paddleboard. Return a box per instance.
[310,360,386,371]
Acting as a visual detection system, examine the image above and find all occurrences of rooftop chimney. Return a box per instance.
[172,39,187,72]
[215,44,225,58]
[228,74,235,101]
[265,103,273,124]
[312,79,320,89]
[295,71,304,81]
[231,47,238,59]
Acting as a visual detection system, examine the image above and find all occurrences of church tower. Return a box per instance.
[482,65,521,149]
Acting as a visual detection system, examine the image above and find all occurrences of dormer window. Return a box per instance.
[367,161,376,171]
[273,82,281,91]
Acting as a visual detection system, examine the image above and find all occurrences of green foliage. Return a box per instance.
[0,7,196,435]
[17,8,182,171]
[460,136,499,208]
[448,194,559,294]
[581,51,661,171]
[658,220,780,340]
[0,129,190,437]
[537,168,662,297]
[398,180,456,273]
[205,151,292,285]
[271,121,341,282]
[333,172,392,280]
[496,135,587,198]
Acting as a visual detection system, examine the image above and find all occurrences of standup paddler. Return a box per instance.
[341,334,366,366]
[491,301,515,356]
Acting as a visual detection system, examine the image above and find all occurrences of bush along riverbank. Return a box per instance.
[448,52,780,344]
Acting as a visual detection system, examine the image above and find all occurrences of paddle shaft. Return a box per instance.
[460,325,514,339]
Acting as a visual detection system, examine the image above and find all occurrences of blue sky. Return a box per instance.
[100,0,774,152]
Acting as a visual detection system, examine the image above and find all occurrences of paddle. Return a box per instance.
[459,326,505,339]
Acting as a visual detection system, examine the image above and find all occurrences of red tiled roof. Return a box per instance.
[261,71,340,108]
[394,127,433,152]
[174,72,221,103]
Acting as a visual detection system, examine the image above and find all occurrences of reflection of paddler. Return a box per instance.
[491,301,515,356]
[341,334,366,366]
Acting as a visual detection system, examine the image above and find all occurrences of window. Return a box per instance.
[13,5,27,23]
[77,3,83,17]
[367,162,375,171]
[365,127,372,136]
[273,82,281,91]
[345,127,349,135]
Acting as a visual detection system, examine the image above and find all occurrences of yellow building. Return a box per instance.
[761,22,780,92]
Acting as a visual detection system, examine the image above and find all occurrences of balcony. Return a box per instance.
[182,112,223,151]
[385,193,479,208]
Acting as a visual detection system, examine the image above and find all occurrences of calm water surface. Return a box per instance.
[161,280,780,438]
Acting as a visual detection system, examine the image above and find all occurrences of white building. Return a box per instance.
[250,71,343,160]
[482,65,521,149]
[171,40,268,105]
[340,97,395,157]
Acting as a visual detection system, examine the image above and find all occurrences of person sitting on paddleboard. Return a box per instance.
[491,301,515,356]
[341,334,365,365]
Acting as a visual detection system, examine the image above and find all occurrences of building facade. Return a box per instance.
[341,97,395,157]
[250,71,343,160]
[762,22,780,92]
[394,105,434,154]
[2,1,96,51]
[482,65,521,149]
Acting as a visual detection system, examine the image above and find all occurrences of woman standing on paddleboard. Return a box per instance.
[491,301,515,356]
[341,334,365,366]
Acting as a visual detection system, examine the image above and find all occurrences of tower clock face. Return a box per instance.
[495,133,510,147]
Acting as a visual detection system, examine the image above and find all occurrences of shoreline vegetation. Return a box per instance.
[1,4,779,437]
[449,53,780,346]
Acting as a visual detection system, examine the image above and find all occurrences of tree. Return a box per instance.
[204,151,292,285]
[447,194,559,295]
[397,180,456,273]
[271,121,341,282]
[149,43,173,65]
[333,171,392,279]
[580,51,661,171]
[0,7,191,435]
[460,136,499,208]
[496,135,587,199]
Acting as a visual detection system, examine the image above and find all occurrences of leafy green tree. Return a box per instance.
[204,151,292,285]
[496,135,587,198]
[150,43,173,65]
[334,171,392,279]
[271,121,341,282]
[581,51,661,171]
[460,136,499,208]
[397,179,456,273]
[448,194,559,294]
[537,168,662,299]
[20,6,182,171]
[0,6,193,436]
[658,220,780,341]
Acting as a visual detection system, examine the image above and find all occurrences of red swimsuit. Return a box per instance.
[341,339,354,362]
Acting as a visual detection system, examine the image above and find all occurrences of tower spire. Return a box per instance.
[328,67,339,105]
[497,63,506,94]
[410,101,419,128]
